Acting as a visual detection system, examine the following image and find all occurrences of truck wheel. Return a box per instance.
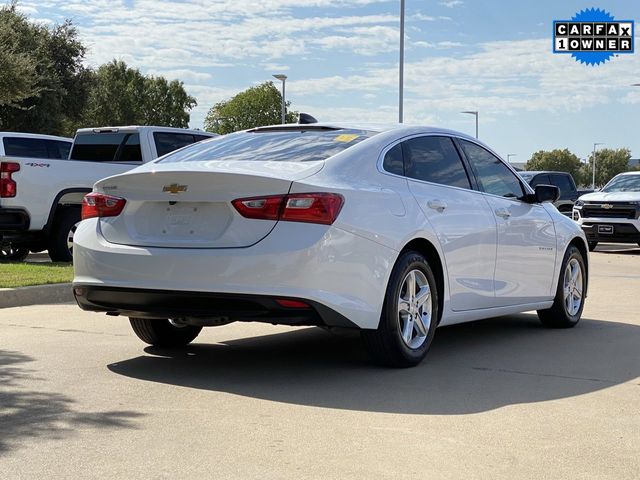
[0,245,29,262]
[48,208,80,262]
[129,318,202,347]
[361,250,439,367]
[537,245,586,328]
[587,242,597,252]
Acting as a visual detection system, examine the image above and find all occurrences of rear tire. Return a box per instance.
[129,318,202,347]
[47,208,80,262]
[537,245,586,328]
[361,250,439,367]
[587,241,597,252]
[0,244,29,262]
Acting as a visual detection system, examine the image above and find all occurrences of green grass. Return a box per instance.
[0,262,73,288]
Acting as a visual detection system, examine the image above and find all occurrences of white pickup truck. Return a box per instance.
[0,126,216,262]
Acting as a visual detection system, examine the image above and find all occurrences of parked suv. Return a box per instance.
[573,171,640,251]
[0,126,216,262]
[519,171,590,215]
[0,132,72,260]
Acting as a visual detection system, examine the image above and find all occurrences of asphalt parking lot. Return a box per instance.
[1,245,639,479]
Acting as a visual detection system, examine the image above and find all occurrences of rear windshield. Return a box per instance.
[601,175,640,192]
[159,128,375,163]
[70,133,142,162]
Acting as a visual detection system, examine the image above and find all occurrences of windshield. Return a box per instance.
[601,175,640,192]
[159,128,376,163]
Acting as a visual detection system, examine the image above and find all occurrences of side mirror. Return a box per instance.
[534,184,560,203]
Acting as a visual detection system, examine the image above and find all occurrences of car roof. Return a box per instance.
[0,132,72,142]
[615,171,640,176]
[75,126,216,136]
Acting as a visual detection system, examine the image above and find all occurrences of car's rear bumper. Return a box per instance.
[72,218,398,330]
[0,207,30,233]
[73,285,357,328]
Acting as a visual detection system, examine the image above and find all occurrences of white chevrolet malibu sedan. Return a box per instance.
[73,124,588,367]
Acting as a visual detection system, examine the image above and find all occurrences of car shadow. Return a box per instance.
[0,349,144,455]
[107,314,640,415]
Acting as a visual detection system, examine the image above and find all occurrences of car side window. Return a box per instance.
[550,174,573,195]
[459,139,525,199]
[154,132,198,157]
[45,140,71,159]
[401,136,471,189]
[530,174,551,187]
[3,137,49,159]
[382,143,404,176]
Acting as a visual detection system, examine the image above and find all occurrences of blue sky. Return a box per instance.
[17,0,640,162]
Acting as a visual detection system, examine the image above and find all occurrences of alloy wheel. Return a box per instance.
[397,269,432,349]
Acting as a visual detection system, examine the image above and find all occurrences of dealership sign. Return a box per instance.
[553,8,634,65]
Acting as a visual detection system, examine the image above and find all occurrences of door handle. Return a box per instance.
[495,208,511,219]
[427,200,447,212]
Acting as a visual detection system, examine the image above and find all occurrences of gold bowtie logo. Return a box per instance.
[163,183,188,194]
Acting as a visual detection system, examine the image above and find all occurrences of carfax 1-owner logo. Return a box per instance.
[553,8,634,65]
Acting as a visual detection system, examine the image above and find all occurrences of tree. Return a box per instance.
[0,2,91,136]
[204,81,297,134]
[525,149,582,179]
[582,148,632,187]
[83,60,196,128]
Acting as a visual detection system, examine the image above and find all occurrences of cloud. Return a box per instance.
[439,0,463,8]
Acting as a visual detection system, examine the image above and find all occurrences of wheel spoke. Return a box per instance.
[415,287,430,308]
[402,317,414,343]
[407,271,416,300]
[414,313,428,336]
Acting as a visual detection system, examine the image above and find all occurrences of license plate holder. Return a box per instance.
[597,224,614,235]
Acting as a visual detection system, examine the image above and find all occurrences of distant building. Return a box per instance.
[629,158,639,169]
[510,161,527,171]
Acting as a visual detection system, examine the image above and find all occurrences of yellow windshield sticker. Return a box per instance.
[334,134,360,142]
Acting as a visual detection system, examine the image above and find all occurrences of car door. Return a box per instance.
[458,139,556,306]
[386,135,497,311]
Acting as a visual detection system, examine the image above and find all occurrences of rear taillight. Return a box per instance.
[232,193,344,225]
[81,192,127,220]
[0,162,20,198]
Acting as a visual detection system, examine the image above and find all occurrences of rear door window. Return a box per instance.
[70,133,142,163]
[401,136,471,189]
[3,137,49,159]
[45,140,72,159]
[154,132,198,157]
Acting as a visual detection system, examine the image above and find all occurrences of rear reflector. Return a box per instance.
[275,299,312,309]
[0,162,20,198]
[232,193,344,225]
[81,192,127,220]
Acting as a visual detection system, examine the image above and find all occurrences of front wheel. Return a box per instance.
[361,251,439,367]
[129,318,202,347]
[537,245,586,328]
[0,244,29,262]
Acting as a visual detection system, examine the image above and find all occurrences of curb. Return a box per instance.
[0,283,74,309]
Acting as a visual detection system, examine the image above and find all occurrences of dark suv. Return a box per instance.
[519,171,590,215]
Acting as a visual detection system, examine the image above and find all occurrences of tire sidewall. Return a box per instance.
[557,246,586,325]
[381,251,439,363]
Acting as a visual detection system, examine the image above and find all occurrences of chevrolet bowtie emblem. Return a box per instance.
[163,183,187,194]
[601,204,613,209]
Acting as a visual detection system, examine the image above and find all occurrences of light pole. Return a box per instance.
[592,142,604,190]
[461,111,478,138]
[273,74,287,124]
[399,0,405,123]
[507,153,517,163]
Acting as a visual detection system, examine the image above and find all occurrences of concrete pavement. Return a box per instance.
[1,247,639,479]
